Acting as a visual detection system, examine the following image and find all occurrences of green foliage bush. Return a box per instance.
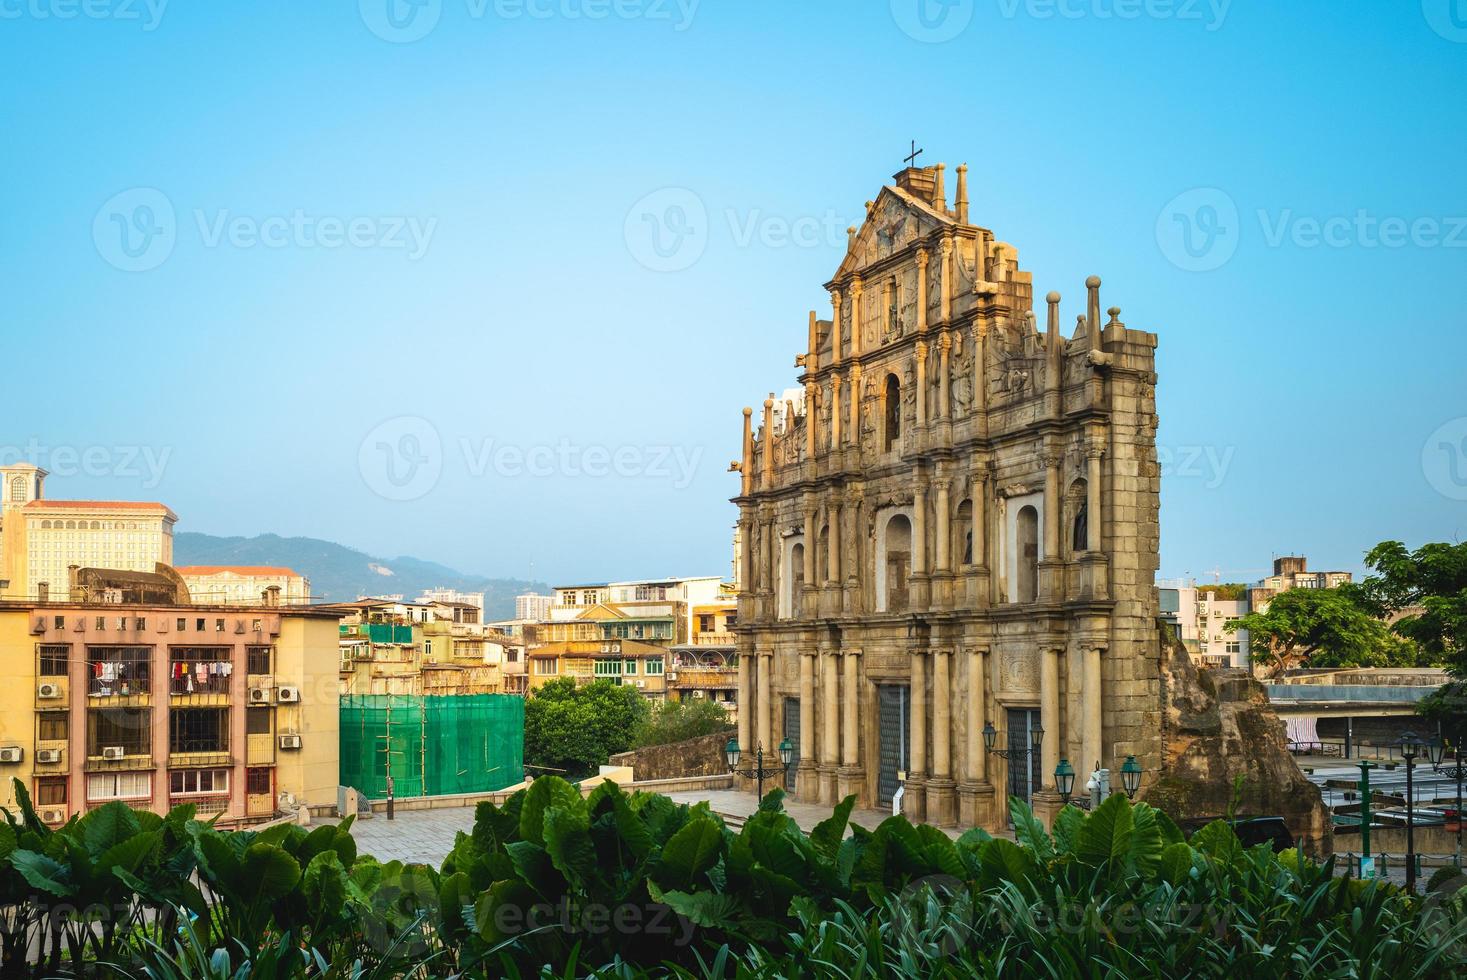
[524,678,650,778]
[632,697,734,749]
[0,777,1462,977]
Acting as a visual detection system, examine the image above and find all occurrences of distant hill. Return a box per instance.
[174,532,546,620]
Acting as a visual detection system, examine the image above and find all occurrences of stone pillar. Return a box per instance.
[756,650,772,761]
[798,651,817,797]
[761,398,774,488]
[802,502,817,615]
[849,277,863,357]
[1086,446,1104,553]
[959,647,997,828]
[1082,645,1103,777]
[831,376,843,452]
[906,649,927,822]
[1039,449,1063,600]
[915,249,929,335]
[829,288,843,363]
[927,649,956,826]
[837,649,863,800]
[912,480,930,609]
[933,471,952,609]
[737,652,752,772]
[914,340,929,431]
[938,331,952,422]
[938,234,953,324]
[821,650,840,804]
[827,501,842,585]
[1032,646,1065,826]
[804,383,818,462]
[848,366,861,452]
[740,407,753,497]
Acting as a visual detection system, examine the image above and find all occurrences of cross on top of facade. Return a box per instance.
[904,140,924,170]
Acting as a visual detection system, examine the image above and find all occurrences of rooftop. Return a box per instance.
[24,499,177,520]
[177,565,303,578]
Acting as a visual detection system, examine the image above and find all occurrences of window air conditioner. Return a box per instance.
[36,749,61,764]
[101,746,125,760]
[248,687,271,704]
[0,747,21,764]
[278,734,303,750]
[276,685,301,703]
[37,683,60,699]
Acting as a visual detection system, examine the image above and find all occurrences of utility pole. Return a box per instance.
[1358,760,1375,879]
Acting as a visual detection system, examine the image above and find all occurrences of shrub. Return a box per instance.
[632,697,734,749]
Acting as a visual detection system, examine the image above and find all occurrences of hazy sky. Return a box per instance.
[2,1,1464,587]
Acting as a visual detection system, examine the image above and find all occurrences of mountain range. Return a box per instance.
[173,532,547,620]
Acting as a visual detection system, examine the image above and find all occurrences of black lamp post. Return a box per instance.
[1120,755,1143,800]
[726,737,794,802]
[1054,759,1076,803]
[1400,731,1422,892]
[982,720,1044,803]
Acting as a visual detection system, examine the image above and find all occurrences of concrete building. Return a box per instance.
[333,598,507,697]
[417,587,485,620]
[515,592,552,622]
[0,565,340,826]
[667,585,739,719]
[526,638,668,698]
[733,162,1162,830]
[1251,556,1352,609]
[178,566,311,606]
[1158,582,1250,669]
[0,464,176,602]
[545,577,725,646]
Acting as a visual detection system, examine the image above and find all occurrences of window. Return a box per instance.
[39,645,68,676]
[170,768,229,796]
[246,767,272,795]
[195,619,205,631]
[87,772,151,802]
[698,615,715,633]
[1016,506,1040,603]
[882,514,913,612]
[169,708,228,754]
[634,585,667,601]
[96,617,107,631]
[177,618,186,631]
[35,778,67,806]
[88,708,150,756]
[594,659,623,677]
[135,618,147,631]
[53,616,65,630]
[8,476,26,502]
[725,612,737,629]
[1226,642,1241,654]
[624,659,638,675]
[645,658,664,676]
[38,714,67,742]
[247,646,271,675]
[533,659,558,676]
[87,647,151,696]
[246,708,271,735]
[215,619,225,633]
[170,648,233,694]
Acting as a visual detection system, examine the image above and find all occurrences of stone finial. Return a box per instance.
[933,163,947,211]
[1107,306,1123,326]
[1086,275,1102,337]
[955,164,969,223]
[847,226,857,251]
[1074,314,1088,341]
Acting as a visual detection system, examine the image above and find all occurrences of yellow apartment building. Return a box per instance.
[526,638,668,698]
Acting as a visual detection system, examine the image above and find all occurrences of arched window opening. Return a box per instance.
[884,374,901,451]
[1017,506,1039,603]
[790,543,806,619]
[884,515,912,612]
[956,499,974,566]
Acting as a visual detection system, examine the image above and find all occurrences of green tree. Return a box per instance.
[1228,587,1408,678]
[632,696,734,748]
[523,678,650,778]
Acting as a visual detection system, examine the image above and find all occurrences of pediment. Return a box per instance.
[831,185,956,282]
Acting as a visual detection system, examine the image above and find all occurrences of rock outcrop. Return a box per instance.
[1141,624,1333,857]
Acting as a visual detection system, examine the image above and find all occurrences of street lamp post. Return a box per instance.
[1054,759,1076,805]
[725,737,794,802]
[1120,755,1142,800]
[1400,732,1422,893]
[982,720,1045,805]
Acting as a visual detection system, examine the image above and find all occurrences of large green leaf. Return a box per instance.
[1052,805,1085,857]
[1074,793,1134,868]
[810,795,856,860]
[436,870,475,942]
[657,815,724,892]
[95,829,162,881]
[914,825,964,879]
[1127,802,1166,878]
[656,887,740,929]
[1157,841,1195,887]
[79,800,141,856]
[1009,796,1055,862]
[240,842,302,904]
[10,850,72,897]
[303,850,348,921]
[611,792,653,862]
[978,837,1036,890]
[543,804,598,890]
[505,840,561,900]
[518,776,583,847]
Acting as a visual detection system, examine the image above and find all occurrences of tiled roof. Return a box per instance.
[177,566,303,578]
[24,500,176,519]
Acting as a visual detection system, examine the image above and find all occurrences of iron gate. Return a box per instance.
[782,696,801,792]
[877,684,911,805]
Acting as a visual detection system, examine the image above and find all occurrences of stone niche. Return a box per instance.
[1141,625,1332,858]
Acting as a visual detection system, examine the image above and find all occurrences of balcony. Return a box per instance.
[692,632,736,647]
[84,753,154,772]
[669,668,738,690]
[168,750,233,769]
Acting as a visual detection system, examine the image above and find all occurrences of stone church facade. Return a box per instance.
[732,162,1163,830]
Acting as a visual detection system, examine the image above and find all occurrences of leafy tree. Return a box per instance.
[1228,587,1415,678]
[1353,540,1467,671]
[523,678,650,778]
[632,696,734,748]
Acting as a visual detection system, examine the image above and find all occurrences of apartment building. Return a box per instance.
[335,598,507,696]
[1159,582,1251,669]
[666,586,739,718]
[0,566,340,826]
[515,592,552,622]
[417,587,485,620]
[1251,555,1353,609]
[178,565,311,606]
[545,576,725,645]
[526,638,668,697]
[0,464,177,602]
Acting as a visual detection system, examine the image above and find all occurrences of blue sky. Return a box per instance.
[2,0,1464,586]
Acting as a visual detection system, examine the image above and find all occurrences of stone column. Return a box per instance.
[848,366,861,452]
[798,651,817,797]
[933,470,952,609]
[829,288,843,363]
[915,249,929,334]
[914,340,929,431]
[939,234,953,324]
[959,646,998,829]
[821,650,840,804]
[938,332,952,423]
[756,650,772,762]
[827,501,842,586]
[837,649,862,800]
[912,479,930,609]
[1086,446,1104,553]
[831,375,843,452]
[1082,645,1103,777]
[804,383,818,462]
[1032,646,1065,826]
[906,649,927,821]
[1039,449,1063,600]
[849,277,863,357]
[760,398,774,488]
[737,652,752,770]
[927,649,956,826]
[802,502,817,616]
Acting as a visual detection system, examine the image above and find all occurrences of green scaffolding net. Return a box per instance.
[339,694,525,799]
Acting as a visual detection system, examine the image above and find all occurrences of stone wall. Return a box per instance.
[1143,624,1333,857]
[608,730,735,782]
